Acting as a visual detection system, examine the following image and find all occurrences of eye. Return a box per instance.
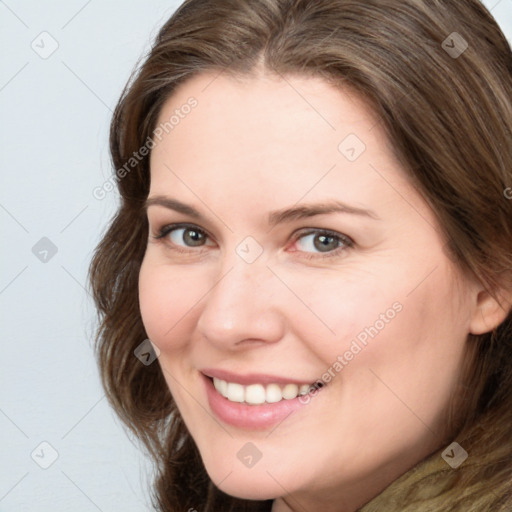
[153,223,353,259]
[155,223,215,249]
[292,229,353,258]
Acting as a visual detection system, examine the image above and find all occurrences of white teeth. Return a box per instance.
[213,377,228,398]
[226,382,245,402]
[265,383,282,403]
[212,378,318,405]
[282,383,299,399]
[245,384,266,405]
[299,384,310,395]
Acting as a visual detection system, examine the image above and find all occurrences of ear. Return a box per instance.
[469,286,511,335]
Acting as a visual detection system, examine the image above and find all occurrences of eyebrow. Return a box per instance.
[144,195,380,226]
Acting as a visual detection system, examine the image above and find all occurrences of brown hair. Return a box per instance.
[89,1,512,510]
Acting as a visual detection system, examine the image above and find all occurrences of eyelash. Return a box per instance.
[152,223,354,260]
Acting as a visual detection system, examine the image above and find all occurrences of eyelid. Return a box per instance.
[154,222,215,242]
[291,227,353,245]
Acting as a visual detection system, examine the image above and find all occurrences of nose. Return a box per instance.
[195,252,286,349]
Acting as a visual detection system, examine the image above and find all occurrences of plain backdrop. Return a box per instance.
[1,1,511,510]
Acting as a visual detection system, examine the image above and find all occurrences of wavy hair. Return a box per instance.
[89,1,512,510]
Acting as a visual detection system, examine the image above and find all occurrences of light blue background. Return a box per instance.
[1,1,511,510]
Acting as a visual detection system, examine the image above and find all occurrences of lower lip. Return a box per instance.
[202,373,321,430]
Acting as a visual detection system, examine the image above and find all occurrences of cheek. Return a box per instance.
[287,272,403,367]
[337,270,468,420]
[298,260,467,391]
[138,259,207,349]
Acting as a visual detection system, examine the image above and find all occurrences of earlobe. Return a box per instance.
[469,287,512,335]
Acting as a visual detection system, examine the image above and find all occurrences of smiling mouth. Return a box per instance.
[210,376,324,405]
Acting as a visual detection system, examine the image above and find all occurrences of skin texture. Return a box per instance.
[138,70,497,512]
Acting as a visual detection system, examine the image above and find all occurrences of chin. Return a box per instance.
[217,481,279,501]
[205,464,284,501]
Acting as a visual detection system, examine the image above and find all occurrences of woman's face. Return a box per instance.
[139,71,478,511]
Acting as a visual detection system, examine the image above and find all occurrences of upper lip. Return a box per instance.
[201,368,316,386]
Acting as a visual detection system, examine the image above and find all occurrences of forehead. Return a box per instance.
[152,70,383,162]
[148,71,422,222]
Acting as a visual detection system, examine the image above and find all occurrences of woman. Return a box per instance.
[89,1,512,510]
